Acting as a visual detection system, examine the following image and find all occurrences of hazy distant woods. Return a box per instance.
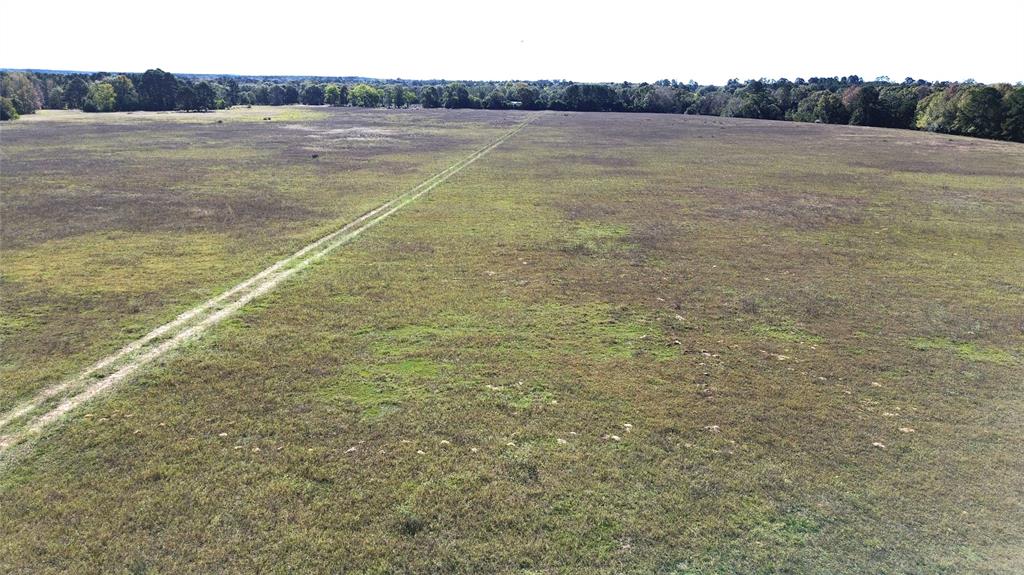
[2,69,1022,142]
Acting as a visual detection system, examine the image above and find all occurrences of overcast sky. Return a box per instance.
[3,0,1022,84]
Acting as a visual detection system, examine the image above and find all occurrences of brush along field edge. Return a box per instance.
[0,117,534,460]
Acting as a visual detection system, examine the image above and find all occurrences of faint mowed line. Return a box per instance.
[0,118,535,457]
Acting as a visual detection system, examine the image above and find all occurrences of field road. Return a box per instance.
[0,116,535,463]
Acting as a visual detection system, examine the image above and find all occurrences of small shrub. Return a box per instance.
[396,504,426,536]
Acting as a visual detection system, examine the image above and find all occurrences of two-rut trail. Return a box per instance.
[0,117,534,462]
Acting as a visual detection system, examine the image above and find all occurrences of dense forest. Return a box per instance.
[2,69,1022,142]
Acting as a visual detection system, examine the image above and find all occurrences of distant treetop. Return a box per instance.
[1,69,1021,142]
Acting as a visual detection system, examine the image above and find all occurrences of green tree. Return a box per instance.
[1,72,42,115]
[0,97,18,120]
[442,83,471,108]
[300,84,325,105]
[107,75,138,111]
[877,86,921,128]
[176,84,196,111]
[137,69,178,111]
[64,77,89,109]
[420,86,440,108]
[349,84,382,107]
[1001,86,1024,142]
[282,85,299,104]
[814,92,850,124]
[83,82,116,112]
[224,79,240,105]
[719,81,781,119]
[772,81,799,116]
[954,85,1004,138]
[484,89,506,109]
[562,83,619,112]
[845,85,882,126]
[690,88,730,116]
[324,84,348,106]
[790,90,823,122]
[251,84,270,105]
[268,85,285,105]
[519,84,542,110]
[391,85,406,108]
[46,86,65,109]
[625,84,677,113]
[193,82,216,111]
[915,88,958,133]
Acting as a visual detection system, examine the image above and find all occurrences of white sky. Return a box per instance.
[2,0,1022,84]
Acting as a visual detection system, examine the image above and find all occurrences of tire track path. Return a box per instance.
[0,117,533,460]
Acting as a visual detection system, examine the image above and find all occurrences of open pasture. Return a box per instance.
[0,107,525,411]
[1,107,1023,573]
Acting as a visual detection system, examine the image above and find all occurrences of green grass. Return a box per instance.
[911,336,1018,365]
[2,110,1023,573]
[564,221,631,254]
[751,321,825,344]
[0,107,522,412]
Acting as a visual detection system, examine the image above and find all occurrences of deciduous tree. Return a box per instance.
[324,84,348,106]
[193,81,216,111]
[46,86,65,109]
[1,72,42,115]
[420,86,440,108]
[176,83,195,111]
[442,83,471,108]
[349,84,382,107]
[64,77,89,109]
[137,69,178,111]
[845,86,882,126]
[954,85,1004,138]
[1001,86,1024,142]
[83,82,116,112]
[282,85,299,104]
[0,97,18,120]
[107,75,138,111]
[300,84,325,105]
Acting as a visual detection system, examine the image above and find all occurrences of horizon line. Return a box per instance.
[3,66,1020,86]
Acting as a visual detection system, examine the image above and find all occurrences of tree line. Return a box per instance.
[2,69,1022,142]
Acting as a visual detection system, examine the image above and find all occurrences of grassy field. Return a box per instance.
[0,107,524,411]
[1,107,1023,573]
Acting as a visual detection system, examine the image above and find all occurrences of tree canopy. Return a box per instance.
[137,68,177,111]
[83,82,116,112]
[349,84,382,107]
[3,68,1021,142]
